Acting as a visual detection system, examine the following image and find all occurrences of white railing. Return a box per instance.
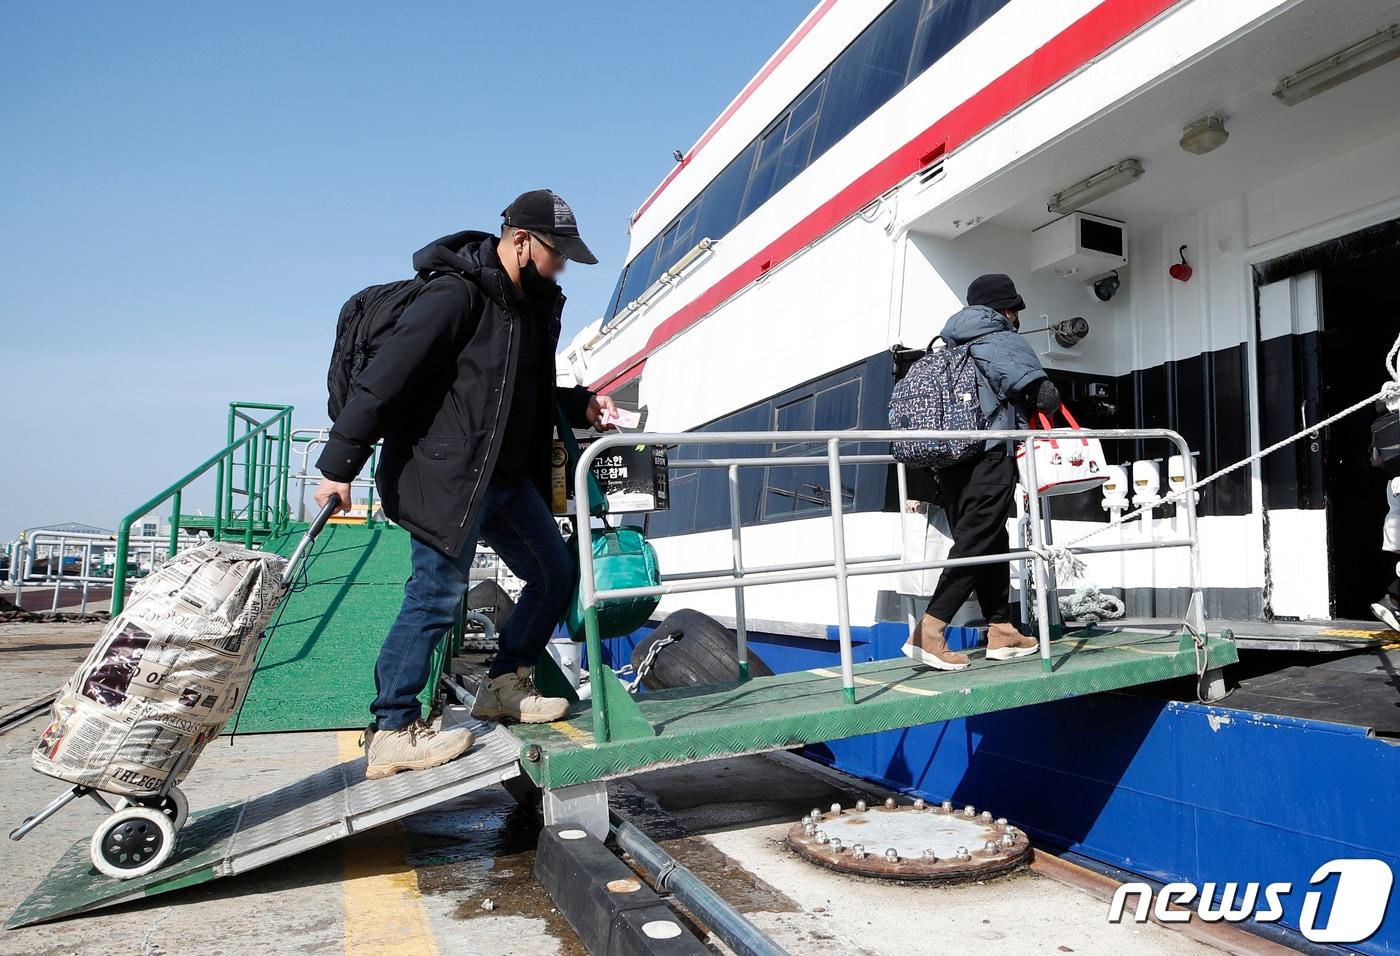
[7,528,201,614]
[573,426,1207,742]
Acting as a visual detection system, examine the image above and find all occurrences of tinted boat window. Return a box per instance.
[615,234,660,312]
[694,141,758,246]
[610,0,1012,320]
[907,0,1009,80]
[815,0,920,157]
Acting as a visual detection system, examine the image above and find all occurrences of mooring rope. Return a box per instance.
[1032,330,1400,583]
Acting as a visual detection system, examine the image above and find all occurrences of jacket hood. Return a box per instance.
[413,230,563,307]
[939,304,1016,345]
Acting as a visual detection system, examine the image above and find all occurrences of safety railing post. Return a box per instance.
[367,446,378,526]
[727,464,749,681]
[168,490,182,558]
[1176,436,1206,635]
[112,519,132,616]
[214,457,225,540]
[245,429,258,549]
[1021,439,1054,672]
[572,485,609,743]
[825,438,857,705]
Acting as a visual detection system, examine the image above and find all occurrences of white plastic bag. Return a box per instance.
[1016,404,1109,497]
[896,502,953,596]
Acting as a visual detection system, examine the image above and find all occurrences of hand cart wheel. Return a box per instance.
[116,786,189,833]
[89,806,176,879]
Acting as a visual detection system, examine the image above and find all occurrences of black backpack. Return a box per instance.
[326,273,467,419]
[1371,410,1400,477]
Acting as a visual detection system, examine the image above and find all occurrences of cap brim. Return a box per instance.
[985,294,1026,312]
[545,232,598,265]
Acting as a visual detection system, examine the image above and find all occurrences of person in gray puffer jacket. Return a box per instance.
[902,274,1061,671]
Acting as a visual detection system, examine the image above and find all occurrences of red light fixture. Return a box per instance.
[1169,245,1193,282]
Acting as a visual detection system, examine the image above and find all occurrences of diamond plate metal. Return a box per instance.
[516,629,1239,789]
[8,713,521,928]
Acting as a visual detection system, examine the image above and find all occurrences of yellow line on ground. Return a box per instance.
[551,720,595,745]
[337,731,441,956]
[808,667,944,697]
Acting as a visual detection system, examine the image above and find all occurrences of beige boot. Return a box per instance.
[471,667,569,724]
[986,622,1038,660]
[900,615,970,671]
[363,718,475,780]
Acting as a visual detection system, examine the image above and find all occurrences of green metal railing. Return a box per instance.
[111,403,294,615]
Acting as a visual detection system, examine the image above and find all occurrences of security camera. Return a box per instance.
[1090,271,1121,302]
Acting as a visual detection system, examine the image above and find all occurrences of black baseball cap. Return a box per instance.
[967,273,1026,312]
[501,189,598,265]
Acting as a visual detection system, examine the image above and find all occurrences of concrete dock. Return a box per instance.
[0,621,1264,955]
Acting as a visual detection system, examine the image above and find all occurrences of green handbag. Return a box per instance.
[555,405,662,641]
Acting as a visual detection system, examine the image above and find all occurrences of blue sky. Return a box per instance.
[0,1,811,540]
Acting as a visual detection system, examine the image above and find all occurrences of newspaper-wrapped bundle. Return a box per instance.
[32,542,288,796]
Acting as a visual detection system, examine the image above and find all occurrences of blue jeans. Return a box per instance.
[371,481,575,730]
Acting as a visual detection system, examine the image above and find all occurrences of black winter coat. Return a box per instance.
[317,231,594,556]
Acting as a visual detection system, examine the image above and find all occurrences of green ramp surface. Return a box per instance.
[230,521,414,734]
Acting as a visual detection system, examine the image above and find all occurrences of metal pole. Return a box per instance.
[169,490,182,558]
[50,538,63,613]
[610,815,788,956]
[214,458,225,539]
[1176,436,1206,635]
[245,428,258,549]
[826,438,857,705]
[1021,441,1053,672]
[112,519,131,616]
[573,450,609,743]
[1040,497,1062,637]
[367,445,378,525]
[728,464,749,681]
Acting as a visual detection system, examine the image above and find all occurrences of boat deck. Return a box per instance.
[514,626,1238,789]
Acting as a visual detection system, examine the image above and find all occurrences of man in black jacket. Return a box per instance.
[314,190,615,778]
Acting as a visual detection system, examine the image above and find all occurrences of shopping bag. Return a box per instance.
[895,503,954,597]
[1015,404,1109,497]
[554,404,662,640]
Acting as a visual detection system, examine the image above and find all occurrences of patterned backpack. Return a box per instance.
[888,335,995,470]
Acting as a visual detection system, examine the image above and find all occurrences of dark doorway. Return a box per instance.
[1317,233,1400,619]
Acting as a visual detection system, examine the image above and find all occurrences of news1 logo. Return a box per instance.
[1108,859,1394,943]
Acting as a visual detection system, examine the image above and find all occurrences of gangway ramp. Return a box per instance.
[8,714,521,928]
[231,521,417,734]
[512,626,1238,790]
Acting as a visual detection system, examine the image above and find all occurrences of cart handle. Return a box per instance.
[279,494,340,588]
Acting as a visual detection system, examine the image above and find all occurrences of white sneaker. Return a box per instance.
[470,667,569,724]
[363,718,474,780]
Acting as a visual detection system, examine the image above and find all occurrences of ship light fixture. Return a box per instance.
[1179,115,1229,155]
[1272,24,1400,106]
[1046,160,1145,216]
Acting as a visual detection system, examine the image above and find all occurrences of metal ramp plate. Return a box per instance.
[514,628,1239,789]
[8,715,521,928]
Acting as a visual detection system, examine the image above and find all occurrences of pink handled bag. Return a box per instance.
[1015,404,1109,497]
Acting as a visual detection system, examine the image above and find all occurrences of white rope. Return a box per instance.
[1040,331,1400,566]
[1059,587,1125,623]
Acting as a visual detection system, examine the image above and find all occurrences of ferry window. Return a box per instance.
[604,269,627,321]
[616,234,661,312]
[695,141,758,245]
[814,378,861,431]
[740,78,825,219]
[773,395,815,451]
[649,200,702,287]
[814,0,920,158]
[907,0,1010,81]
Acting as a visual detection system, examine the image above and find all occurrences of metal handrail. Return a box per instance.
[11,529,202,613]
[573,427,1205,744]
[111,403,294,615]
[287,428,381,522]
